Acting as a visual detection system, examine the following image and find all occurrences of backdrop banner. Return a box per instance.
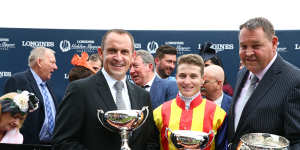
[1,28,299,102]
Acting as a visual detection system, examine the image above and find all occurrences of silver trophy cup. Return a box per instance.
[97,106,149,150]
[237,133,290,150]
[165,128,215,150]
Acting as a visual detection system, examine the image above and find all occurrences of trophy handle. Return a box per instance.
[133,106,149,131]
[205,130,215,148]
[97,109,115,132]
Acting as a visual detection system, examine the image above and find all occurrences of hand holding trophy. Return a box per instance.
[97,106,149,150]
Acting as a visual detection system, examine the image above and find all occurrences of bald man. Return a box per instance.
[201,65,232,113]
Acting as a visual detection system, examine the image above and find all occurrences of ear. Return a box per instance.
[98,48,103,60]
[36,57,42,67]
[272,36,278,52]
[154,57,160,65]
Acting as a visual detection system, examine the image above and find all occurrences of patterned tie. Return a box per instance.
[234,74,259,130]
[114,81,127,110]
[40,83,55,135]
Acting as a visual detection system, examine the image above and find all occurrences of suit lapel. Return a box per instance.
[235,56,282,136]
[228,68,248,138]
[94,71,118,111]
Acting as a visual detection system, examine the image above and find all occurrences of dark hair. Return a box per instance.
[68,66,94,82]
[155,45,177,60]
[239,17,275,41]
[101,29,135,51]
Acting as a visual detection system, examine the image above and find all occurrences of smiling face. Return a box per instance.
[155,54,176,78]
[176,64,203,97]
[130,56,153,86]
[239,27,277,74]
[98,32,135,80]
[0,112,25,132]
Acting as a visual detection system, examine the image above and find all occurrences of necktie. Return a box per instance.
[114,81,127,110]
[40,83,55,135]
[142,85,150,89]
[234,75,259,130]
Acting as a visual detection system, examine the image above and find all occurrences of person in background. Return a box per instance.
[52,29,158,150]
[3,47,58,144]
[228,17,300,150]
[68,52,95,82]
[0,91,39,144]
[201,65,232,113]
[153,54,227,150]
[130,50,178,108]
[199,42,234,96]
[154,45,177,80]
[87,53,102,72]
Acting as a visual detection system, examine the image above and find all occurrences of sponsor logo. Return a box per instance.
[294,43,300,50]
[165,41,191,55]
[134,43,142,49]
[59,40,99,53]
[147,41,159,54]
[60,40,71,52]
[197,43,234,52]
[277,42,287,52]
[0,38,16,51]
[0,71,11,78]
[22,41,55,48]
[64,73,69,80]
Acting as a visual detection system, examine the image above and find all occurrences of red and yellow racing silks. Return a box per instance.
[153,94,227,150]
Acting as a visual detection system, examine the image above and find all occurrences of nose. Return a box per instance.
[12,118,21,128]
[244,49,255,56]
[54,63,58,70]
[129,66,135,74]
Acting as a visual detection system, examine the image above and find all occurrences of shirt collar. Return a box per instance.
[102,68,127,89]
[145,75,156,87]
[30,68,44,85]
[214,92,224,107]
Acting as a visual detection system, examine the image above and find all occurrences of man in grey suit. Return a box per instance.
[130,50,178,109]
[52,29,158,150]
[228,17,300,150]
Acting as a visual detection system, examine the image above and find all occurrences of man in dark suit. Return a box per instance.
[3,47,58,144]
[52,29,159,150]
[201,65,232,113]
[228,17,300,150]
[130,50,178,108]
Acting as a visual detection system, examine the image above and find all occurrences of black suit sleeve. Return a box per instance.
[284,85,300,150]
[52,82,88,150]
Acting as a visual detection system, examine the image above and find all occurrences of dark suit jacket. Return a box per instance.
[52,71,159,150]
[228,55,300,150]
[3,69,58,144]
[221,93,232,113]
[150,76,178,108]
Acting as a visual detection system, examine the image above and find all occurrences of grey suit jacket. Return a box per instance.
[228,55,300,150]
[52,71,158,150]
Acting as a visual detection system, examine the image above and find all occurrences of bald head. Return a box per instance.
[204,65,225,84]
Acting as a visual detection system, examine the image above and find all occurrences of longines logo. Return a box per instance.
[22,41,54,48]
[147,41,159,54]
[197,43,234,52]
[0,38,15,51]
[295,44,300,50]
[0,71,11,78]
[60,40,71,52]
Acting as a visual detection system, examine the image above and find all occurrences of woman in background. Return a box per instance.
[0,91,39,144]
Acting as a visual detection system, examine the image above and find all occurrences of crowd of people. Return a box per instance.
[1,17,300,150]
